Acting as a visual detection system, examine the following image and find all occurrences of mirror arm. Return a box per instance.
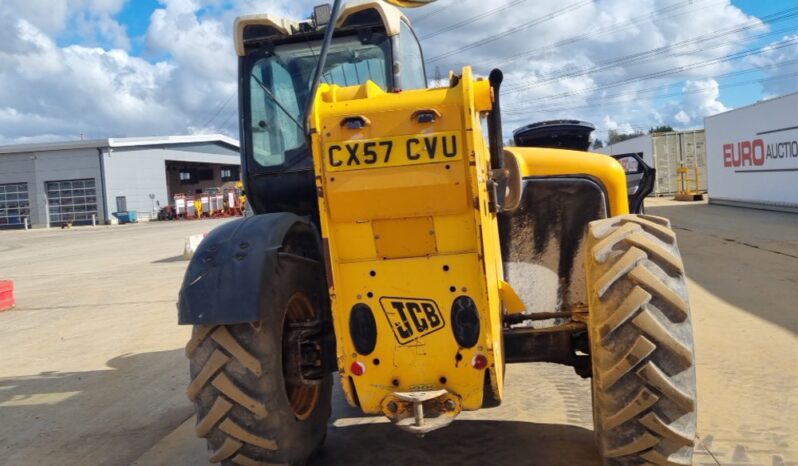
[304,0,343,140]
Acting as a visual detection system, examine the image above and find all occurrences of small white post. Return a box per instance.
[24,218,29,230]
[92,214,97,227]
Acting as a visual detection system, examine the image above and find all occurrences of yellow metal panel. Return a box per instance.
[373,217,436,259]
[499,280,526,314]
[334,254,492,412]
[433,214,477,254]
[324,161,469,222]
[506,146,630,216]
[310,67,506,416]
[331,222,376,262]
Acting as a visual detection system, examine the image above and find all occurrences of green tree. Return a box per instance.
[649,125,674,134]
[608,129,645,145]
[592,139,605,149]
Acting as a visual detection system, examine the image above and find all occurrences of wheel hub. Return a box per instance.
[283,293,327,420]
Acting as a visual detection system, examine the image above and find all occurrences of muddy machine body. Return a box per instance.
[178,2,697,465]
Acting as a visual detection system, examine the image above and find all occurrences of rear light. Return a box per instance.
[350,303,377,355]
[351,361,366,376]
[451,296,480,348]
[471,354,488,370]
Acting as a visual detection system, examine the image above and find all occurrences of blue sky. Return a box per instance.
[1,0,796,143]
[116,0,161,53]
[717,0,798,107]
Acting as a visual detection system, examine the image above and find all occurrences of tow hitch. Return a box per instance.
[380,390,462,436]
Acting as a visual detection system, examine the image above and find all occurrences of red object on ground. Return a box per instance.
[0,280,14,311]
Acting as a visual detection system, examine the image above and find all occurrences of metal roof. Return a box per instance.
[0,134,240,155]
[234,1,408,56]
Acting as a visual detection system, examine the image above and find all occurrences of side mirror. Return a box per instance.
[611,152,654,214]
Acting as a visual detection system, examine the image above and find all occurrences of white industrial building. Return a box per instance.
[0,135,240,229]
[596,130,706,196]
[704,92,798,212]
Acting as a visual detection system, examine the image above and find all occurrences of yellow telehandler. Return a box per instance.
[178,2,696,465]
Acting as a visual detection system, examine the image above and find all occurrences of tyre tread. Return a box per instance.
[587,214,696,466]
[187,349,229,401]
[210,372,268,418]
[211,326,263,376]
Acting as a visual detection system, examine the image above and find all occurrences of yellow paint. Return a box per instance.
[310,66,630,418]
[373,216,436,259]
[311,67,505,414]
[505,146,630,216]
[499,280,526,314]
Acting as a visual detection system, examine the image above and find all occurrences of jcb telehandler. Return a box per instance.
[178,1,697,465]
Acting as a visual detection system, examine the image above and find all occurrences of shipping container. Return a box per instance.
[596,130,706,196]
[704,92,798,212]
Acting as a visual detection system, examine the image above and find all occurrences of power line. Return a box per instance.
[410,1,458,25]
[420,0,529,40]
[218,100,240,133]
[489,0,720,69]
[503,8,798,94]
[510,37,798,105]
[508,60,798,114]
[503,69,798,116]
[200,91,235,129]
[425,0,593,63]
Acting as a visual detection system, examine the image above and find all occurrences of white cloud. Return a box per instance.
[674,110,690,125]
[407,0,764,140]
[0,0,796,145]
[669,79,730,126]
[745,33,798,97]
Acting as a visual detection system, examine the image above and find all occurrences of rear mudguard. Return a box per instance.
[177,213,321,325]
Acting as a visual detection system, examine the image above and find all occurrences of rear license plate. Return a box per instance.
[324,131,461,172]
[379,297,446,345]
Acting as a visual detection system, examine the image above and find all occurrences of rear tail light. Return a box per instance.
[451,296,480,348]
[350,303,377,355]
[351,361,366,376]
[471,354,488,370]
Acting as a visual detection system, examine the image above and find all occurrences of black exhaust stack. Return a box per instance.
[487,69,504,170]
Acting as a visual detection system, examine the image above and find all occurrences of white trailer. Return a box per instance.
[596,130,706,196]
[704,92,798,212]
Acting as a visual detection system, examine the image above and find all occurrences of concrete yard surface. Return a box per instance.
[1,199,796,466]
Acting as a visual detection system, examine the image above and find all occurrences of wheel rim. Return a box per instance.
[284,293,321,421]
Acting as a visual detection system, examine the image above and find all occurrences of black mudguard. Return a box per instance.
[178,213,319,325]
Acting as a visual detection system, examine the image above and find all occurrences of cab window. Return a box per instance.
[397,21,426,90]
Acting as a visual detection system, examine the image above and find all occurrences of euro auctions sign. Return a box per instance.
[705,93,798,208]
[722,127,798,172]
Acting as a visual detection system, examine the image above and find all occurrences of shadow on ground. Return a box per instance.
[313,419,599,466]
[648,202,798,334]
[307,378,600,466]
[0,349,192,466]
[152,255,187,264]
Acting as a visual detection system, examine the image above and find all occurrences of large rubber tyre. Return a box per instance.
[585,214,696,466]
[185,256,332,466]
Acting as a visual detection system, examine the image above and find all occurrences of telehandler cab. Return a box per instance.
[178,1,697,465]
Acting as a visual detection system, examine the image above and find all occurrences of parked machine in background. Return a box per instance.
[178,2,697,465]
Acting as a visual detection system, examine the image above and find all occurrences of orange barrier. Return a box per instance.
[0,280,14,311]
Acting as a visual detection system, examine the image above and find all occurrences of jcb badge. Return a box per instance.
[379,297,445,345]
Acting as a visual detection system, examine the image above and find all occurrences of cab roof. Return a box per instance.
[234,1,409,56]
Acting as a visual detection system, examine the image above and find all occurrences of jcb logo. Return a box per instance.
[379,297,445,345]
